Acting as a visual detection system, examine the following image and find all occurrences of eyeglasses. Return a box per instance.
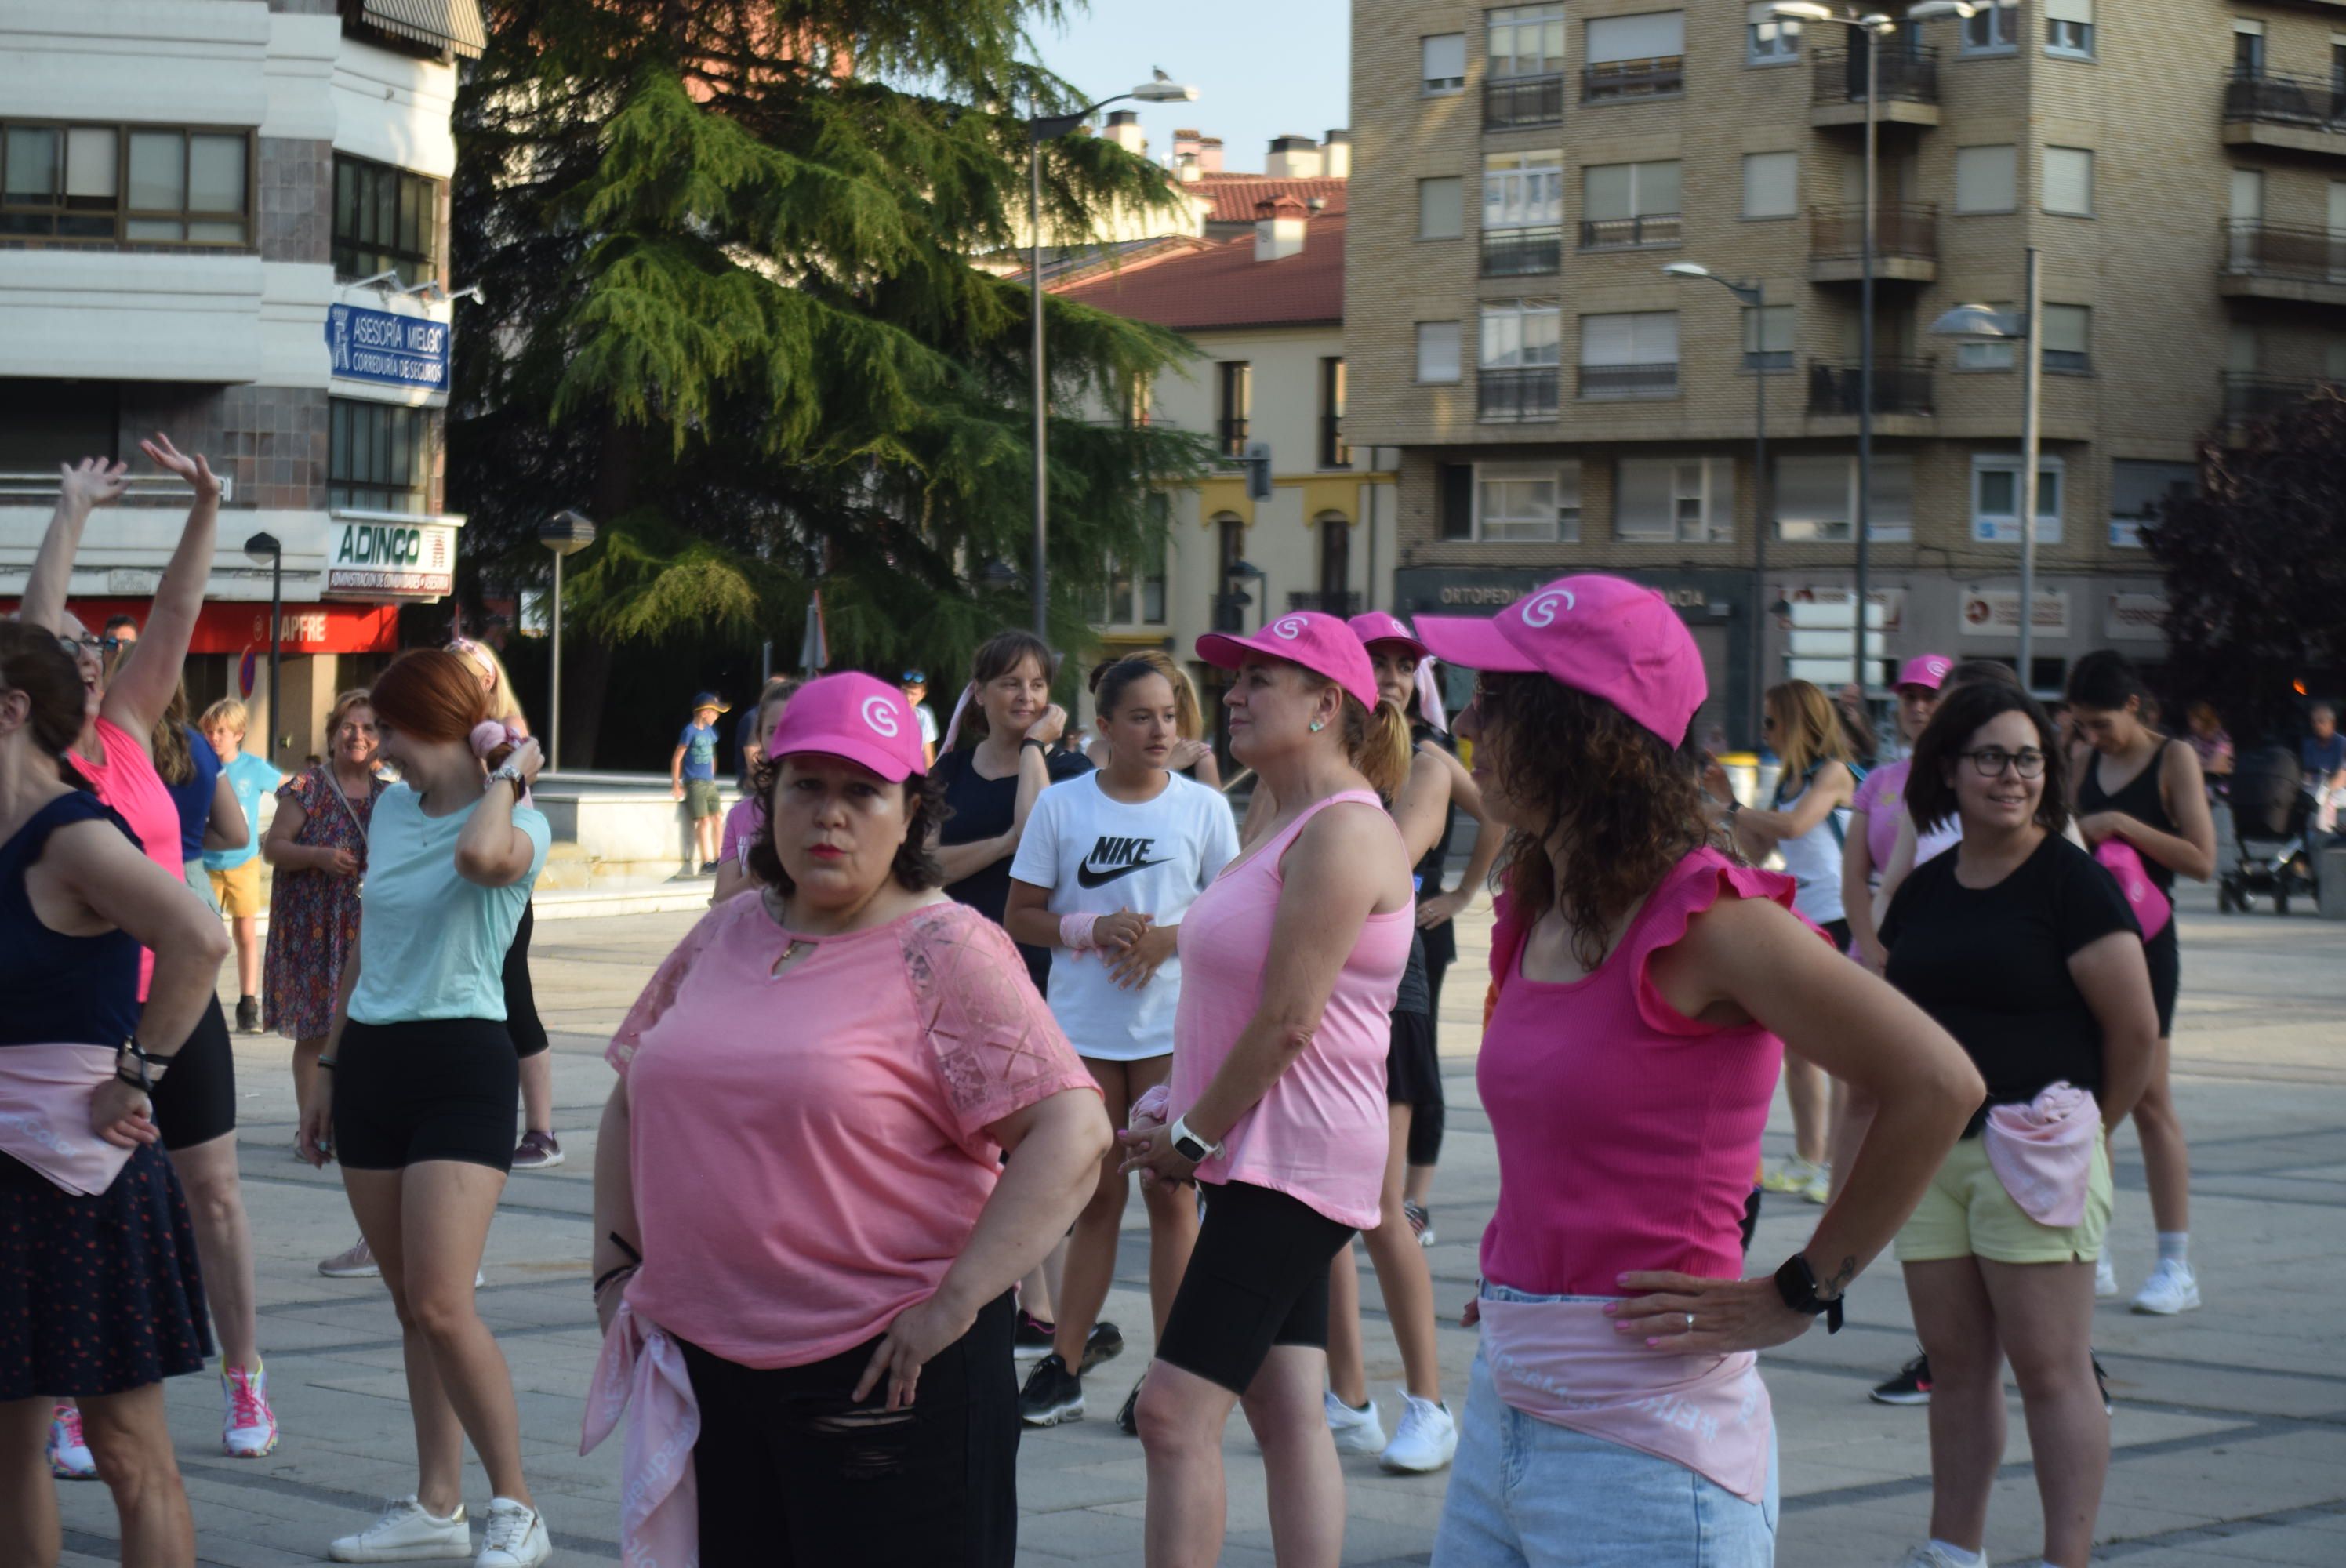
[1959,746,2046,779]
[56,633,123,657]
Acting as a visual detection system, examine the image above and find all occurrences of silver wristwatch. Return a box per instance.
[485,763,525,793]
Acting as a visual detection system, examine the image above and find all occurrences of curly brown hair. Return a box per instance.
[1476,673,1723,969]
[743,758,948,897]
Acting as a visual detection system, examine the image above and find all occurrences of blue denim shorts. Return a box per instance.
[1431,1284,1781,1568]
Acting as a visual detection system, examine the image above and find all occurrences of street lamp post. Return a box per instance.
[1930,246,2043,684]
[242,532,282,764]
[1665,263,1770,747]
[1773,1,1974,697]
[539,510,597,774]
[1026,73,1199,637]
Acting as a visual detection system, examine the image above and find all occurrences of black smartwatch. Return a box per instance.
[1020,738,1048,753]
[1773,1252,1845,1334]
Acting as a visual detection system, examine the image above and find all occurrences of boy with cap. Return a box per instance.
[671,692,729,873]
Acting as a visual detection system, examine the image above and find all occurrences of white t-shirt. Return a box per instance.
[913,702,939,748]
[1008,771,1240,1061]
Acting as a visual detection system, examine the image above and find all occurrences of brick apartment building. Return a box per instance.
[1345,0,2322,746]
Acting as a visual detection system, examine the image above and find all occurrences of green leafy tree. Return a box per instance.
[448,0,1209,761]
[2142,387,2346,745]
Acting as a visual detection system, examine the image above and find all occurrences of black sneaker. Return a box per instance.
[1114,1368,1147,1436]
[2093,1354,2113,1416]
[1019,1354,1084,1428]
[1870,1354,1933,1406]
[1080,1320,1125,1374]
[235,996,260,1034]
[1012,1312,1056,1362]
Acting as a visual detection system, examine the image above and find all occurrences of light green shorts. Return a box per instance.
[684,779,723,820]
[1894,1131,2112,1267]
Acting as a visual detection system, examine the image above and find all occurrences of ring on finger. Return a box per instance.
[1683,1312,1694,1333]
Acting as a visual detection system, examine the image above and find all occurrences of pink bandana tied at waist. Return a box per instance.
[1981,1080,2101,1229]
[0,1044,136,1197]
[1477,1294,1774,1504]
[582,1298,701,1568]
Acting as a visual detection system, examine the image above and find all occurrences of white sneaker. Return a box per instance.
[1894,1547,1988,1568]
[2094,1253,2119,1299]
[319,1238,380,1279]
[1378,1390,1458,1473]
[1324,1390,1386,1454]
[475,1498,550,1568]
[2130,1259,2201,1316]
[222,1359,279,1457]
[1801,1163,1832,1205]
[327,1497,470,1562]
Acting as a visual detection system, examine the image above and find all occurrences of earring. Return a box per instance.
[1309,720,1326,732]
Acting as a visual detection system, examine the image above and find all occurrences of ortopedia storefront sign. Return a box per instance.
[1959,587,2070,638]
[325,516,460,601]
[325,303,450,393]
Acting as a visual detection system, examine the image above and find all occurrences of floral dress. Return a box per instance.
[263,765,384,1040]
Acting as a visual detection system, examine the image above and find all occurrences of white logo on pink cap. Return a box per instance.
[1520,588,1577,628]
[861,695,901,737]
[1271,615,1308,641]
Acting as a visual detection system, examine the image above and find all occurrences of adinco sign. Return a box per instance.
[324,515,462,601]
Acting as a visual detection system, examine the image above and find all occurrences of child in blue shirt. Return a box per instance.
[670,692,729,873]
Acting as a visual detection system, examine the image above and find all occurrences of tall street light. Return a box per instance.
[1930,246,2043,684]
[539,510,597,774]
[1027,72,1199,637]
[1772,0,1973,695]
[1666,262,1771,747]
[242,532,282,764]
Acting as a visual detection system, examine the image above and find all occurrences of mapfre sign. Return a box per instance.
[324,518,459,601]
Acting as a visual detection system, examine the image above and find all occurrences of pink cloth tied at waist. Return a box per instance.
[582,1298,701,1568]
[0,1044,136,1197]
[1981,1080,2101,1228]
[1477,1294,1774,1504]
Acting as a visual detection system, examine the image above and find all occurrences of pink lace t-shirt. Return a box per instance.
[608,895,1097,1370]
[1478,849,1823,1297]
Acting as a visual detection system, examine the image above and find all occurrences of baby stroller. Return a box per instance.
[2217,746,2319,914]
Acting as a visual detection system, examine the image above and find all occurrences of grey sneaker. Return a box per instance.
[319,1237,380,1279]
[509,1131,564,1171]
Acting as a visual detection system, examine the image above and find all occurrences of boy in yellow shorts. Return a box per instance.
[200,699,285,1032]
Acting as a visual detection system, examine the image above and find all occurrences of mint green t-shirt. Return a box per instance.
[347,783,550,1025]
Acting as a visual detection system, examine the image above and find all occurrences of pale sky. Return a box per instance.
[1033,0,1351,178]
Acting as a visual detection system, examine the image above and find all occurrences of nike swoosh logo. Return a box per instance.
[1076,858,1171,888]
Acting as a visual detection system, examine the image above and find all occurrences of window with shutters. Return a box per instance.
[1971,453,2065,546]
[1955,301,2017,370]
[1578,310,1679,399]
[1216,362,1251,457]
[1772,455,1914,542]
[1419,176,1465,239]
[1617,456,1730,543]
[1480,303,1562,422]
[1585,12,1686,101]
[1741,305,1795,372]
[2042,147,2094,217]
[2108,460,2193,550]
[1422,34,1468,94]
[2232,20,2264,79]
[2045,0,2094,60]
[1954,145,2017,214]
[2042,304,2091,374]
[1475,463,1581,543]
[1749,2,1801,64]
[1742,152,1799,220]
[1581,161,1680,249]
[1418,321,1463,383]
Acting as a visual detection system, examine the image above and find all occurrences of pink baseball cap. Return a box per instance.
[1346,610,1429,663]
[1897,653,1953,692]
[1197,612,1379,710]
[764,672,927,782]
[1414,575,1707,746]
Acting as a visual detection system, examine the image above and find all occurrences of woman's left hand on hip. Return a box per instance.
[1608,1272,1814,1353]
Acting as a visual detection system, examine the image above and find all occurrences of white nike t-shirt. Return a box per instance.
[1008,771,1240,1061]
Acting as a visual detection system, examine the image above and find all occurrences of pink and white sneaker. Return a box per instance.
[49,1403,97,1479]
[223,1359,280,1457]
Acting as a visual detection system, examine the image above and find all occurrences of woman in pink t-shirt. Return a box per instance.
[1118,612,1416,1568]
[587,673,1107,1568]
[709,677,796,906]
[1414,575,1981,1567]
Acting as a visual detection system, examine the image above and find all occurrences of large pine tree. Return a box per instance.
[448,0,1208,761]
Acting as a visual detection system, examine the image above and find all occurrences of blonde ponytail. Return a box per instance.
[1346,695,1413,804]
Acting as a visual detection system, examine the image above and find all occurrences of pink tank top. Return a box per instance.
[1168,789,1411,1229]
[1478,848,1810,1296]
[74,716,181,999]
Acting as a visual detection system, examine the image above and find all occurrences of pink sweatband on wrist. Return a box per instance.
[1059,913,1102,950]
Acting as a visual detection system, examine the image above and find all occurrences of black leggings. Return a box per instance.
[503,902,548,1058]
[679,1293,1019,1568]
[1407,949,1452,1168]
[1155,1181,1356,1395]
[152,993,236,1151]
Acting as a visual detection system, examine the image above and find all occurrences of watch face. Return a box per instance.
[1175,1135,1208,1162]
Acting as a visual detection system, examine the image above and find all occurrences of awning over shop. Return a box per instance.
[352,0,486,60]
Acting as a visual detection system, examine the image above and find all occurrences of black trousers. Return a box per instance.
[678,1293,1019,1568]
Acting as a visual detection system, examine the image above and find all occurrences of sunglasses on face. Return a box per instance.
[58,633,124,656]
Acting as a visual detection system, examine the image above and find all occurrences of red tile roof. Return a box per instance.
[1188,175,1348,224]
[1052,213,1345,333]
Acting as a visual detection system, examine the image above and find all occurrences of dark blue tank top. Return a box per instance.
[0,791,143,1047]
[165,723,223,862]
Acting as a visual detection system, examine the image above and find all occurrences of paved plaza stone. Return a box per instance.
[51,885,2346,1565]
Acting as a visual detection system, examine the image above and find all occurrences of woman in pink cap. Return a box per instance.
[1413,575,1981,1566]
[1119,612,1416,1568]
[1845,655,1955,974]
[587,672,1108,1567]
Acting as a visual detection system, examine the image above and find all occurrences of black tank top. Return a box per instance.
[2077,738,2178,896]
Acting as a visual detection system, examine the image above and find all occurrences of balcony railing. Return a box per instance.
[2223,70,2346,129]
[2222,372,2328,422]
[1810,45,1940,107]
[1579,213,1681,250]
[1478,366,1561,422]
[1578,361,1680,400]
[1482,225,1563,277]
[1286,590,1363,615]
[2222,219,2346,283]
[1807,358,1936,416]
[1215,416,1248,458]
[1810,201,1938,264]
[1484,72,1566,129]
[1319,413,1350,469]
[1584,55,1684,103]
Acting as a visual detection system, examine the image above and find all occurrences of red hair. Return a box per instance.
[368,649,513,767]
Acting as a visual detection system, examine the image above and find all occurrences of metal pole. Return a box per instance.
[267,552,281,767]
[1030,129,1049,637]
[1855,23,1877,697]
[1752,281,1769,750]
[2017,244,2042,688]
[549,552,563,775]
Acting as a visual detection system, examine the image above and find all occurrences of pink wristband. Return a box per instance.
[1059,913,1102,950]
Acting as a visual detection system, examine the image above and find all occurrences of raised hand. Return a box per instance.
[138,433,222,500]
[56,457,130,516]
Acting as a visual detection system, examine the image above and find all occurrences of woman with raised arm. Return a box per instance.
[1409,575,1978,1567]
[584,673,1107,1566]
[0,622,231,1568]
[298,650,556,1568]
[1119,612,1416,1568]
[17,443,280,1465]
